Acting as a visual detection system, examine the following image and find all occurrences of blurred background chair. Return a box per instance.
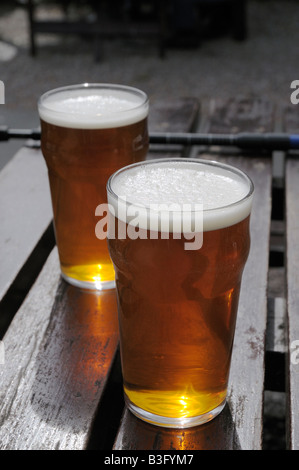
[25,0,168,60]
[24,0,247,60]
[168,0,247,47]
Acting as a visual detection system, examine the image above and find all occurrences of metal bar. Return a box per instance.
[150,132,293,150]
[1,126,299,151]
[0,126,41,141]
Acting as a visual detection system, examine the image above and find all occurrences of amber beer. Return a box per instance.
[38,83,149,289]
[107,158,254,427]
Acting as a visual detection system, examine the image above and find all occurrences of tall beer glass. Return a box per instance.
[107,158,254,428]
[38,83,149,290]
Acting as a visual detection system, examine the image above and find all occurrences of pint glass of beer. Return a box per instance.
[38,83,149,290]
[107,158,254,428]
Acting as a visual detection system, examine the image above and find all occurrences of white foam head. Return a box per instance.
[107,158,254,232]
[38,83,149,129]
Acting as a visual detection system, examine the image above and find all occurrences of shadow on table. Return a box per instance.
[113,401,241,450]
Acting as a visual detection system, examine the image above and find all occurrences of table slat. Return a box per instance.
[0,248,119,450]
[0,147,52,302]
[286,158,299,450]
[280,104,299,449]
[225,156,271,449]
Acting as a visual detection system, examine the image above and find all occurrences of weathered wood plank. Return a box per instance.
[149,98,199,134]
[148,98,199,158]
[0,147,52,301]
[286,158,299,450]
[114,98,273,450]
[224,156,271,450]
[0,248,119,450]
[207,97,275,135]
[281,104,299,449]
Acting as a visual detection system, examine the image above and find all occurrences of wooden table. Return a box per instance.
[0,97,297,451]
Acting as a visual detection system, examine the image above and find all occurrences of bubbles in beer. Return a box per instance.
[109,159,253,232]
[38,85,149,129]
[112,163,248,207]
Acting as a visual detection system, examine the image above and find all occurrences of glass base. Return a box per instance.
[61,271,116,291]
[125,393,226,428]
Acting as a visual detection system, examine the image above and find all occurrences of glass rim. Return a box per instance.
[37,82,149,117]
[107,157,254,215]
